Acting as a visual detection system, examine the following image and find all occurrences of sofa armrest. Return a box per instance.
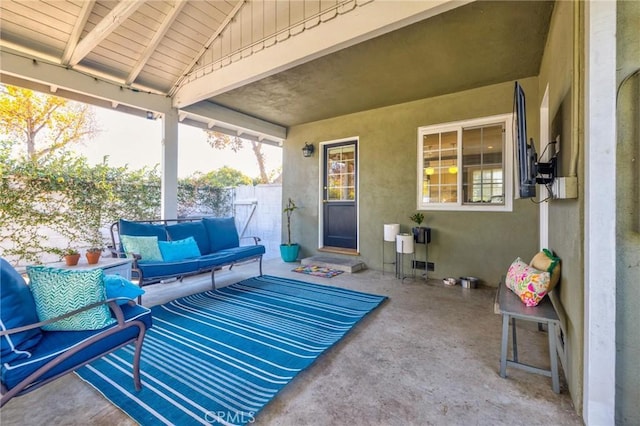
[0,299,135,336]
[240,236,262,245]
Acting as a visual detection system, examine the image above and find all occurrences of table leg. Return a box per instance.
[500,314,509,377]
[548,322,560,393]
[511,317,518,363]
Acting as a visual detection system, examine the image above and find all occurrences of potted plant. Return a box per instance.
[280,198,300,262]
[409,212,429,244]
[85,247,102,265]
[62,248,81,266]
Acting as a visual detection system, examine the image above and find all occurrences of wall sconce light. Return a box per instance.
[448,166,458,174]
[424,167,435,176]
[302,142,315,157]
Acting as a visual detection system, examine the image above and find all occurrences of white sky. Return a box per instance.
[74,106,282,179]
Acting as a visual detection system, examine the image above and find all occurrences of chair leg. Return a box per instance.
[211,269,216,290]
[132,326,147,392]
[259,256,263,276]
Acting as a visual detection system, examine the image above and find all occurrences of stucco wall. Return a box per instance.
[537,0,584,414]
[283,79,539,287]
[616,1,640,424]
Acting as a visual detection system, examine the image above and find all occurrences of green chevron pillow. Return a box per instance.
[27,266,115,331]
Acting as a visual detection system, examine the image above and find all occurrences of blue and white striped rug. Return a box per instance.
[77,275,387,425]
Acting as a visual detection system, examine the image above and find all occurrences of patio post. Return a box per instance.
[161,108,179,219]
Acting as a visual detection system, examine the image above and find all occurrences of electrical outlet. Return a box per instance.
[553,177,578,199]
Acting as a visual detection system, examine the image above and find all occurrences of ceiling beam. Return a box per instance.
[62,0,96,65]
[173,0,471,108]
[126,0,187,85]
[1,49,171,114]
[68,0,145,66]
[181,101,287,142]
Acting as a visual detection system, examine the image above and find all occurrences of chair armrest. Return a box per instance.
[0,299,134,336]
[240,236,262,245]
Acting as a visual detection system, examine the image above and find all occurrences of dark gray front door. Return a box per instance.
[323,142,357,250]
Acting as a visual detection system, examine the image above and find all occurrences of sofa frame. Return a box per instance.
[109,217,264,289]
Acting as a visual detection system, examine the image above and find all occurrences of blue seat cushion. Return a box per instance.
[136,259,200,281]
[197,252,238,270]
[165,221,211,255]
[202,217,240,252]
[118,219,167,241]
[217,245,266,261]
[1,258,43,364]
[1,304,151,390]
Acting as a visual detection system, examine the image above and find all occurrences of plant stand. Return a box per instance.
[395,233,415,281]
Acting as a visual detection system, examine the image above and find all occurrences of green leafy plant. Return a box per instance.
[409,212,425,226]
[283,198,298,246]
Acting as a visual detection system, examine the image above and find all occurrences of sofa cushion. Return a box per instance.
[203,217,240,252]
[1,258,43,364]
[120,235,163,262]
[118,219,167,241]
[27,266,116,331]
[136,259,200,281]
[165,221,211,254]
[217,245,266,260]
[197,252,238,270]
[158,237,201,262]
[1,304,151,391]
[104,275,145,304]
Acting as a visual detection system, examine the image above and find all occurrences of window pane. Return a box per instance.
[421,131,458,204]
[462,124,504,204]
[327,145,356,201]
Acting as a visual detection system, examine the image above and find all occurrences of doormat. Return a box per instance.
[292,265,344,278]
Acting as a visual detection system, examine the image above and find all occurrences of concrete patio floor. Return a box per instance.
[1,258,583,425]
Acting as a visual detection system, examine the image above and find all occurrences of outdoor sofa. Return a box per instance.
[110,217,265,288]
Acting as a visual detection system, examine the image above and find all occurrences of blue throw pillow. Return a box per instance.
[120,235,163,262]
[27,266,115,331]
[158,237,202,262]
[202,217,240,252]
[1,258,43,364]
[104,275,145,304]
[119,219,167,241]
[166,221,211,254]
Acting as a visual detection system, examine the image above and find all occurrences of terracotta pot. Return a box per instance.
[86,251,101,265]
[64,254,81,266]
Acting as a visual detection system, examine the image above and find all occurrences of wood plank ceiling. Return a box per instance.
[0,1,554,142]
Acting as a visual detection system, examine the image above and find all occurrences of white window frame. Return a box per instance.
[416,113,513,212]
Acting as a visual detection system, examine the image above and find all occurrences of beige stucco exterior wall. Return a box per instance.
[616,1,640,424]
[537,0,584,414]
[283,78,539,288]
